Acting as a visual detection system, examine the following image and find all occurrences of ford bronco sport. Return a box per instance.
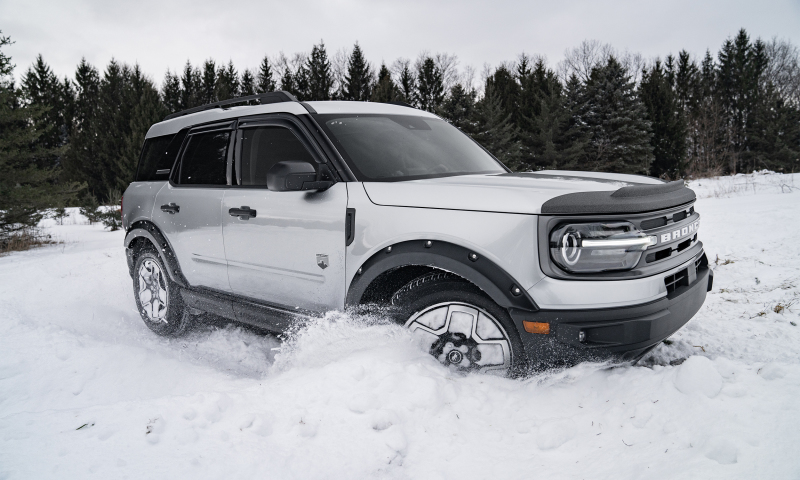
[122,91,712,374]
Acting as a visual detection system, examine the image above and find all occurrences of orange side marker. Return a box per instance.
[523,321,550,334]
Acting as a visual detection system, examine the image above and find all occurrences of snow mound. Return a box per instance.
[674,356,724,398]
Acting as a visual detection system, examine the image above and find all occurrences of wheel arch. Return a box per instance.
[124,220,189,288]
[346,240,538,312]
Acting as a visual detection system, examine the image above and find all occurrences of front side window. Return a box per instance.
[315,114,506,182]
[178,130,230,185]
[237,126,315,186]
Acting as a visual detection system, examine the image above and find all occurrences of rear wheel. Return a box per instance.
[132,248,192,337]
[391,272,524,375]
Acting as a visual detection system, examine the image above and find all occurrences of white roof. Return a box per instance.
[146,100,435,139]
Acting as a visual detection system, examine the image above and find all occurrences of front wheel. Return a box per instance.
[391,272,525,376]
[132,248,192,337]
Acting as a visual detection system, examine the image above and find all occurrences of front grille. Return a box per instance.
[664,268,689,294]
[673,211,688,222]
[641,217,667,230]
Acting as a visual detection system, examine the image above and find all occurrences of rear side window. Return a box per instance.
[136,133,179,181]
[178,130,230,185]
[238,127,315,186]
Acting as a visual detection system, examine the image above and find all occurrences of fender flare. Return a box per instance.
[124,221,189,288]
[346,240,538,312]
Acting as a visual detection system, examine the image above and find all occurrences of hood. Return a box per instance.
[362,171,664,215]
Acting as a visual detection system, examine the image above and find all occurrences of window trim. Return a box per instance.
[170,121,236,188]
[230,115,329,189]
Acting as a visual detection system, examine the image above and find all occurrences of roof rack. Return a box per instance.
[163,91,298,121]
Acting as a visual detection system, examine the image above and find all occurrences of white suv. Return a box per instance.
[122,92,712,375]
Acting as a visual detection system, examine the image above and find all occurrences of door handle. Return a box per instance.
[160,203,180,214]
[229,206,257,220]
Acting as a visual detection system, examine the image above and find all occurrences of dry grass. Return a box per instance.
[0,229,61,255]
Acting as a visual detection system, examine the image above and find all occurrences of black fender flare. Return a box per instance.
[124,221,189,288]
[346,240,538,312]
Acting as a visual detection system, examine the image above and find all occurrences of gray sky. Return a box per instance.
[2,0,800,86]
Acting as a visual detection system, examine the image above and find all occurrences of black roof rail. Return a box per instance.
[163,91,298,121]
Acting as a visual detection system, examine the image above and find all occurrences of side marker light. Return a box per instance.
[523,321,550,334]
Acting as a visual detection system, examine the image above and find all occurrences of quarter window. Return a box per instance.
[238,127,315,186]
[178,130,230,185]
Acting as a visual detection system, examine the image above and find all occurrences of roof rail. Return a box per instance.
[163,91,298,121]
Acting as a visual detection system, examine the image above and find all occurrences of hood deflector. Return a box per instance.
[541,180,696,215]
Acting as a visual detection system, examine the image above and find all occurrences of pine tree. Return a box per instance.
[0,33,82,242]
[306,41,334,100]
[62,58,101,187]
[180,61,201,109]
[94,60,134,197]
[161,69,181,113]
[370,63,400,103]
[516,59,569,170]
[200,59,217,104]
[580,56,654,174]
[341,43,372,101]
[640,60,687,178]
[436,84,476,131]
[215,61,239,100]
[20,55,71,169]
[556,73,591,169]
[472,84,521,169]
[396,62,416,106]
[416,57,444,112]
[240,69,256,96]
[485,65,519,124]
[256,56,277,93]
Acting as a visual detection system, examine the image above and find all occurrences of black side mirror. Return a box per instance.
[267,161,333,192]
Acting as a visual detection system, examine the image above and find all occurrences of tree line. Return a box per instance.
[2,29,799,239]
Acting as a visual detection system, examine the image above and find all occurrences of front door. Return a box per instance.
[222,121,348,313]
[152,124,233,293]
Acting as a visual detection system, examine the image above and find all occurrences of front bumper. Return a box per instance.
[510,255,712,368]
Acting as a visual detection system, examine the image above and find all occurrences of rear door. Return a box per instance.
[222,116,347,313]
[152,122,234,293]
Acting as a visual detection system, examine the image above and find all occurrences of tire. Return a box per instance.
[391,272,525,376]
[132,247,192,337]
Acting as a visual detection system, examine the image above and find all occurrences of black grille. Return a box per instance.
[641,217,668,230]
[673,211,688,222]
[664,268,689,294]
[646,248,672,263]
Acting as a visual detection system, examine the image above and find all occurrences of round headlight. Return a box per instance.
[549,222,655,273]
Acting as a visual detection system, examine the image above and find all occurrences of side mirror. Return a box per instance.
[267,161,333,192]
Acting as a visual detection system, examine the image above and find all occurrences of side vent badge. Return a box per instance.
[316,254,329,270]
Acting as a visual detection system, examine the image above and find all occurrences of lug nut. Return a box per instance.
[386,246,392,253]
[469,253,478,262]
[425,240,432,248]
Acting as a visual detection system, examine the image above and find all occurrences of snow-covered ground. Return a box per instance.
[1,173,799,479]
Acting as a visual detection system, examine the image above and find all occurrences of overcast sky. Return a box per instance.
[2,0,799,86]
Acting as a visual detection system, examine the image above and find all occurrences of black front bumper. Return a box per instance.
[510,258,713,368]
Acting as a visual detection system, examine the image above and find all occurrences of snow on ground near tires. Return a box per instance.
[1,173,799,479]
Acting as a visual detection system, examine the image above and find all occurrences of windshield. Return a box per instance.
[315,114,507,181]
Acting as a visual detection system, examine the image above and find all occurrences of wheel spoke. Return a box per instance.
[138,258,168,322]
[405,302,511,374]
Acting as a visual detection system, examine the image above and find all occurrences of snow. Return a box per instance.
[1,173,800,479]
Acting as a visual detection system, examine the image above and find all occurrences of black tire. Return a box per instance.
[391,272,526,375]
[132,247,192,337]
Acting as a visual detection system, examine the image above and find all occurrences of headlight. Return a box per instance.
[549,222,656,273]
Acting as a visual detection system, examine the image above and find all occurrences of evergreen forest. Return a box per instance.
[1,29,799,240]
